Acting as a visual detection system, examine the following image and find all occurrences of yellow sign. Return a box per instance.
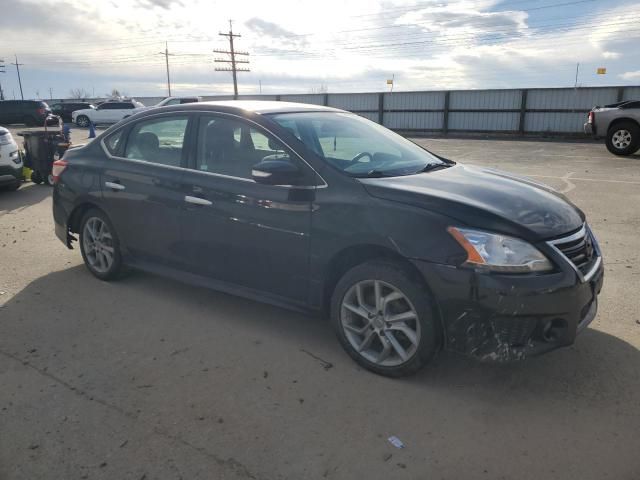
[386,79,394,85]
[597,67,607,74]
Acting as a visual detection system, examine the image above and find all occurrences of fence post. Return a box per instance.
[617,87,625,102]
[519,89,528,135]
[275,94,281,101]
[378,92,384,125]
[323,93,329,106]
[442,91,450,134]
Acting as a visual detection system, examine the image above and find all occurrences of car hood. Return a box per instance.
[359,164,584,241]
[72,108,93,116]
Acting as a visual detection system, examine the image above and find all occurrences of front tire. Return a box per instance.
[330,260,441,377]
[79,209,124,281]
[76,115,90,128]
[606,121,640,156]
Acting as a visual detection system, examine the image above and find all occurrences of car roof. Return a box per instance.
[196,100,344,114]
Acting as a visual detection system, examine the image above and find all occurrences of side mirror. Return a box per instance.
[252,159,302,186]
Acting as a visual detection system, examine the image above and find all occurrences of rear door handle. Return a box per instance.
[184,195,212,206]
[105,181,125,191]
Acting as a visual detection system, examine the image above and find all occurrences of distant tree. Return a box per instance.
[309,83,329,94]
[69,88,90,99]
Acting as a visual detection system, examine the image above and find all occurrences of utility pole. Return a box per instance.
[158,41,174,96]
[12,55,24,100]
[214,20,250,99]
[0,58,5,101]
[49,87,53,100]
[574,62,580,88]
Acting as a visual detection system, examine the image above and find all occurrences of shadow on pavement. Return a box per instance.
[0,182,52,213]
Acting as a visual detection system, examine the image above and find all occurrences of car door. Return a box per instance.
[91,104,113,123]
[100,113,192,268]
[180,113,316,303]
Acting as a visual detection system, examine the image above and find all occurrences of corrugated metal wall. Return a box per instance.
[121,85,640,135]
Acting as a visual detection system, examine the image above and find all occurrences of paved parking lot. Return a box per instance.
[1,134,639,479]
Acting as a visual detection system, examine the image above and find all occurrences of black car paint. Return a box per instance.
[0,100,51,125]
[50,103,93,123]
[53,102,603,361]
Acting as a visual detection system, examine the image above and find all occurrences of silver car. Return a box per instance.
[584,100,640,156]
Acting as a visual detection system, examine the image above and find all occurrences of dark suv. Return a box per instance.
[0,100,52,126]
[52,101,604,377]
[50,102,94,123]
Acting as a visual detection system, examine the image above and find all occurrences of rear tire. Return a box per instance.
[44,173,55,186]
[330,260,441,377]
[606,121,640,156]
[79,209,124,281]
[76,115,90,128]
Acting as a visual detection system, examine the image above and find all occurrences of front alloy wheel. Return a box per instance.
[331,260,441,377]
[76,115,90,128]
[341,280,421,367]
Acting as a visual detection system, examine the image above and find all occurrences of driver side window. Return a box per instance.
[195,115,292,180]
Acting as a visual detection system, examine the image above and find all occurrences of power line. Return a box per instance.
[215,20,250,98]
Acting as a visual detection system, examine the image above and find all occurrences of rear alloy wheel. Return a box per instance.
[79,210,124,280]
[331,261,441,377]
[45,173,55,186]
[606,121,640,156]
[76,115,90,128]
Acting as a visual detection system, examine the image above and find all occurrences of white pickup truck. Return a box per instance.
[584,100,640,156]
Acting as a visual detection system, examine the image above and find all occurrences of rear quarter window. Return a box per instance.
[104,130,124,155]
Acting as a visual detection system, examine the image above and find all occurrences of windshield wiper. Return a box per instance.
[414,162,450,174]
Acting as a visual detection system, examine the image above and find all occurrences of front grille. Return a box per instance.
[550,225,599,276]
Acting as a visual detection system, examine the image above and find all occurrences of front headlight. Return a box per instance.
[448,226,553,273]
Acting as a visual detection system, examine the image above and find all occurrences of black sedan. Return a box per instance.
[51,101,604,377]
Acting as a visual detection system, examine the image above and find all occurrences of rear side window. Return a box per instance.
[124,116,188,167]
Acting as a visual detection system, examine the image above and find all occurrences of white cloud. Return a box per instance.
[620,71,640,80]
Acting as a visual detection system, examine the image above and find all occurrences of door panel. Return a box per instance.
[180,114,314,303]
[180,172,313,302]
[100,114,191,268]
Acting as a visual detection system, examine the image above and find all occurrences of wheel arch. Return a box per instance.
[322,244,440,318]
[68,201,107,234]
[608,117,640,132]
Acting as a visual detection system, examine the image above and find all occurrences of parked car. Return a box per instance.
[0,127,23,190]
[52,101,604,377]
[0,100,52,126]
[123,96,202,120]
[585,100,640,155]
[72,99,145,127]
[51,102,95,123]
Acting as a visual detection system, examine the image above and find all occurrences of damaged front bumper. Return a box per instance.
[413,257,604,362]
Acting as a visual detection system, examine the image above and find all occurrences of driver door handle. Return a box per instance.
[184,195,212,206]
[105,181,125,191]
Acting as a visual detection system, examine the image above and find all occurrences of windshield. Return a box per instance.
[268,112,447,177]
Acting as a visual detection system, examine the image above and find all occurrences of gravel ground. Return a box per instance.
[1,131,639,480]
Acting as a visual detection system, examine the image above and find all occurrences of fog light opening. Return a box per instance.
[542,319,566,342]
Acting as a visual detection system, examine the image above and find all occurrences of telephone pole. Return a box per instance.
[12,55,24,100]
[158,41,174,96]
[214,20,250,99]
[0,58,5,101]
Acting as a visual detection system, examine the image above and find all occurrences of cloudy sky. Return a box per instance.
[1,0,639,100]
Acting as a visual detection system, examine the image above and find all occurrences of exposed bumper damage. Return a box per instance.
[412,258,604,362]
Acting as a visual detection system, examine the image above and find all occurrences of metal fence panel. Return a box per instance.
[328,93,378,111]
[449,112,520,131]
[237,95,278,101]
[202,95,235,101]
[384,91,445,110]
[279,94,325,105]
[527,88,618,110]
[356,112,380,123]
[623,87,640,100]
[384,112,444,130]
[525,112,586,132]
[450,89,521,110]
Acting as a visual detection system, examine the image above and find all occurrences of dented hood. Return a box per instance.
[359,164,584,241]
